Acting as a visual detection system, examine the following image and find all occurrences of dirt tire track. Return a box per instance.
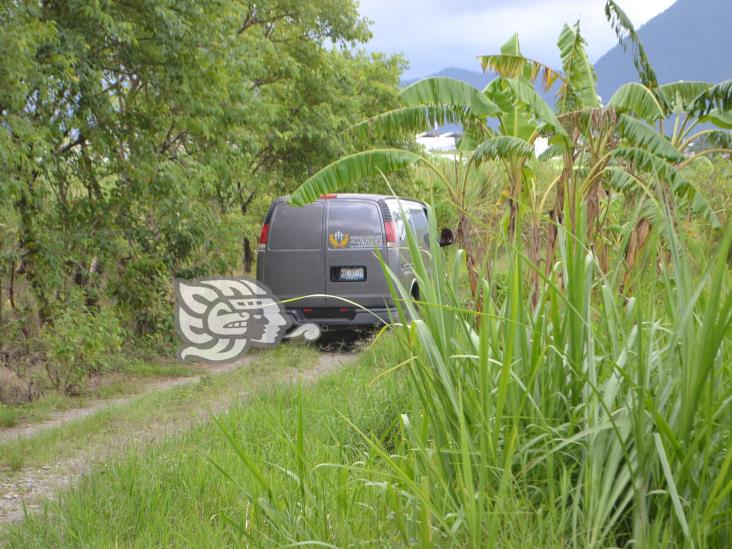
[0,357,254,445]
[0,352,354,526]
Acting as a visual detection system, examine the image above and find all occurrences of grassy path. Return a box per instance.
[0,344,354,526]
[0,357,253,444]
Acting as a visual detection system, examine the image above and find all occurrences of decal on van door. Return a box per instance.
[329,230,383,249]
[174,277,320,364]
[329,230,350,249]
[349,234,383,248]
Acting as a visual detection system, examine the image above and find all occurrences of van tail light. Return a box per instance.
[258,223,269,249]
[384,220,397,247]
[320,193,337,199]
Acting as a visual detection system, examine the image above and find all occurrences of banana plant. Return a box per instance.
[610,80,732,162]
[605,0,731,160]
[289,7,729,304]
[602,0,730,280]
[478,33,569,302]
[541,21,604,272]
[290,31,572,301]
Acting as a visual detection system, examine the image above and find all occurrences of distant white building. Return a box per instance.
[416,130,552,158]
[534,136,550,157]
[416,129,459,152]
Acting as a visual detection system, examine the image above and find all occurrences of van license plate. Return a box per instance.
[338,267,365,281]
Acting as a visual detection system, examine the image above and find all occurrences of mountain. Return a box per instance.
[595,0,732,101]
[404,0,731,103]
[400,67,491,90]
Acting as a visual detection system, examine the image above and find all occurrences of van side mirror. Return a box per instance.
[439,228,454,247]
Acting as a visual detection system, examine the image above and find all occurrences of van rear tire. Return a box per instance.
[410,281,419,301]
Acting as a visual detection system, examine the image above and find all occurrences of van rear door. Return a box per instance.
[262,201,326,307]
[325,199,389,308]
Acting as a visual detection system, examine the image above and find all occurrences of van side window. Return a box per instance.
[386,199,429,249]
[392,209,407,242]
[408,207,430,249]
[327,201,383,249]
[269,203,323,250]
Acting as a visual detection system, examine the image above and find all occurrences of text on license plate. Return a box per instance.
[339,267,365,281]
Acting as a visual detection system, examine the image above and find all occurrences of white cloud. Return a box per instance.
[358,0,677,77]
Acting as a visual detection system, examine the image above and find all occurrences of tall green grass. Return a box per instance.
[4,204,730,547]
[363,199,732,547]
[221,200,731,546]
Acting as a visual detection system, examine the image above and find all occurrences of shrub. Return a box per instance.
[41,306,124,395]
[0,366,37,405]
[109,257,173,342]
[0,404,21,428]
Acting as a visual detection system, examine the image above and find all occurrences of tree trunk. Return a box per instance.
[72,257,102,310]
[243,237,253,273]
[17,184,52,324]
[456,214,479,300]
[239,189,256,275]
[507,166,522,241]
[9,260,16,312]
[622,217,652,292]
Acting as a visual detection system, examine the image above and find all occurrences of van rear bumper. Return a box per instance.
[285,307,396,330]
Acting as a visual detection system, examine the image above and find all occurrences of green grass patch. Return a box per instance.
[0,359,200,432]
[0,405,22,429]
[0,344,319,470]
[0,393,94,429]
[121,360,200,379]
[87,379,141,400]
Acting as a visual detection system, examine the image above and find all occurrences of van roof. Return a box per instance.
[263,193,429,228]
[275,193,425,204]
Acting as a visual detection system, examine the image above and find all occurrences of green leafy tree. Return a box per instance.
[0,0,403,340]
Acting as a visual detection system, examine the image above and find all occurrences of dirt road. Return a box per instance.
[0,357,252,445]
[0,351,354,526]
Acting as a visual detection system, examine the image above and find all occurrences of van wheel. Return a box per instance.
[410,282,419,302]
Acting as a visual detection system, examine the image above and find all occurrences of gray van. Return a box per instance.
[256,193,453,330]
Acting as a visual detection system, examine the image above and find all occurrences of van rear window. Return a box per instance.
[327,201,383,249]
[269,203,323,250]
[385,199,429,247]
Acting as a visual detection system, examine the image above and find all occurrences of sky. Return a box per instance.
[358,0,677,79]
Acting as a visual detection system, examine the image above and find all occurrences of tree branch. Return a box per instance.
[240,189,256,216]
[238,7,297,35]
[56,133,86,155]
